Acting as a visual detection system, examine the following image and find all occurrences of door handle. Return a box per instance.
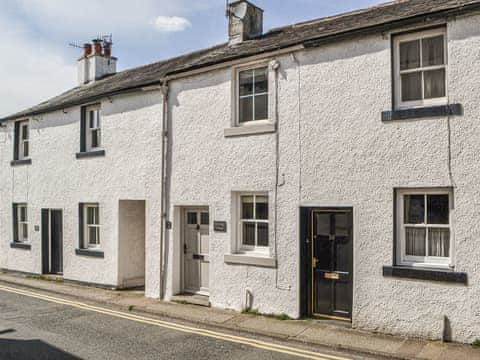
[183,244,187,254]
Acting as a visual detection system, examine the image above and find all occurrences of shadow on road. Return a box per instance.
[0,338,81,360]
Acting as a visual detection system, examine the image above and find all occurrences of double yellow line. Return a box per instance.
[0,284,351,360]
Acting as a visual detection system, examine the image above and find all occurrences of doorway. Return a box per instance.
[300,208,353,321]
[182,207,210,295]
[41,209,63,275]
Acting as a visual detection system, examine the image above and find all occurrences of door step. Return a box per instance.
[171,293,210,307]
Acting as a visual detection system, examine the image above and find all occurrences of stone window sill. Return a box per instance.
[383,265,467,284]
[224,254,277,268]
[224,123,276,137]
[75,248,104,258]
[10,242,31,250]
[11,159,32,166]
[381,104,463,121]
[76,150,105,159]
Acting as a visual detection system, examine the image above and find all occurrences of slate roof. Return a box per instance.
[2,0,480,122]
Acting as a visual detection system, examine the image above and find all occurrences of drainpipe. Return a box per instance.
[159,80,169,299]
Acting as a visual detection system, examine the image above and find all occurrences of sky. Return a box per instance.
[0,0,385,117]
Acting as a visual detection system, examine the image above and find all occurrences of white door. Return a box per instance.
[183,208,210,295]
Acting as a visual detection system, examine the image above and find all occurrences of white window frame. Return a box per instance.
[84,204,101,249]
[233,62,272,127]
[16,120,30,160]
[86,105,102,151]
[396,188,453,269]
[237,193,270,254]
[15,204,28,243]
[393,27,448,110]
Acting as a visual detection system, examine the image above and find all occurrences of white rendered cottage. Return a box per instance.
[1,0,480,344]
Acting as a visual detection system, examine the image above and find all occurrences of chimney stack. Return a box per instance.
[227,0,263,44]
[77,38,117,85]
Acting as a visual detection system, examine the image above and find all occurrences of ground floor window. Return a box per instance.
[80,203,100,249]
[238,193,269,252]
[13,203,28,243]
[396,189,452,268]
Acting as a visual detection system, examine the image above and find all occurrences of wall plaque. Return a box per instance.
[214,221,227,232]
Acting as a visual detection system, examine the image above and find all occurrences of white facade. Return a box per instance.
[1,9,479,344]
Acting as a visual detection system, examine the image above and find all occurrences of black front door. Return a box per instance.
[51,210,63,274]
[42,209,63,274]
[311,209,353,320]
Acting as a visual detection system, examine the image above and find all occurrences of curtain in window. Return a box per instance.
[428,228,450,257]
[405,227,426,256]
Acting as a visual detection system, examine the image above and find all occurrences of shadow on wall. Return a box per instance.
[0,329,81,360]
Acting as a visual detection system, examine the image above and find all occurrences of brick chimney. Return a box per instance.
[227,0,263,44]
[77,39,117,85]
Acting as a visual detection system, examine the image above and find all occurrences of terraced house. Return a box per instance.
[1,0,480,344]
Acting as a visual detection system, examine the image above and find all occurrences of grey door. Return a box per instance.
[183,208,210,295]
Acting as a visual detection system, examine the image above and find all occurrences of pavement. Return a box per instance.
[0,272,478,360]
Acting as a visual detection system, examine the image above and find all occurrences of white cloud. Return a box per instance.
[153,16,191,33]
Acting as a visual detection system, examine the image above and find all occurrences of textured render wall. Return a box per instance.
[164,14,480,342]
[164,57,302,317]
[118,200,146,288]
[297,15,480,343]
[0,91,162,291]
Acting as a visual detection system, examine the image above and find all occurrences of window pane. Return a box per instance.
[241,196,254,219]
[422,36,444,67]
[257,223,269,247]
[254,94,268,121]
[428,228,450,257]
[20,207,27,222]
[200,212,209,225]
[255,196,268,220]
[22,224,28,241]
[187,212,197,225]
[23,141,29,157]
[89,227,98,245]
[401,72,422,102]
[92,129,101,148]
[427,195,449,224]
[239,97,253,123]
[22,125,29,140]
[242,222,255,246]
[405,227,426,256]
[89,111,95,128]
[254,68,268,93]
[400,40,420,70]
[424,69,445,99]
[404,195,425,224]
[239,70,254,96]
[87,207,98,225]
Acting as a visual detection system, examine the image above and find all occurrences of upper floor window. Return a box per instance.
[396,189,452,268]
[238,193,269,252]
[14,120,29,160]
[80,104,102,153]
[393,28,447,109]
[13,203,28,243]
[238,67,268,124]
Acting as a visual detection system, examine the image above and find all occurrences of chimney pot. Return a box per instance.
[92,40,102,55]
[103,42,112,58]
[83,43,92,58]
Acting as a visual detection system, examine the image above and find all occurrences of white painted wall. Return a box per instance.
[164,14,480,343]
[0,90,163,293]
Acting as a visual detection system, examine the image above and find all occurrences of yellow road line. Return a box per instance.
[0,284,352,360]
